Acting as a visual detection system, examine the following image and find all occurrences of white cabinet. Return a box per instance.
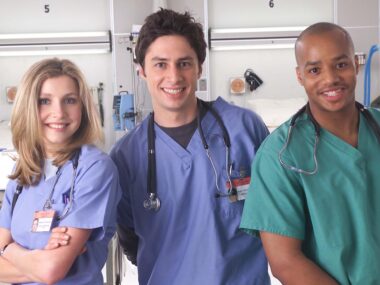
[207,0,334,28]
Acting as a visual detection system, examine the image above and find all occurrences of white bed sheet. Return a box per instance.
[247,97,307,132]
[0,121,15,190]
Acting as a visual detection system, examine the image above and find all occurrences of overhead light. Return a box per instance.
[0,31,111,56]
[210,26,306,40]
[211,38,296,51]
[210,26,306,51]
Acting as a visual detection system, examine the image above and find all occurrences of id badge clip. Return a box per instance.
[31,210,56,232]
[226,176,251,203]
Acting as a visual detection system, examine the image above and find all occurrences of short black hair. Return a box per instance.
[135,9,207,67]
[295,22,355,63]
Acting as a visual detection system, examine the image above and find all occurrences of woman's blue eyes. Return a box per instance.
[38,97,78,105]
[64,98,77,104]
[38,98,50,105]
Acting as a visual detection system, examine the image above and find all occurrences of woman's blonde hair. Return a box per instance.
[10,58,104,185]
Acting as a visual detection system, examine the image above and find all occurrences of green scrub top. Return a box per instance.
[240,109,380,285]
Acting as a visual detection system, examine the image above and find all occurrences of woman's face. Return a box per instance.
[38,75,82,157]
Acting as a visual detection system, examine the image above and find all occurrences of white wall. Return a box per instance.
[336,0,380,103]
[206,0,379,128]
[208,0,334,28]
[0,0,109,33]
[1,1,379,284]
[0,0,115,150]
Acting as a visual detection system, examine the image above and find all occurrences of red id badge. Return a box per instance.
[226,177,251,202]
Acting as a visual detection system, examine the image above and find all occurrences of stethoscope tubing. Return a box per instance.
[144,99,233,211]
[279,101,380,175]
[12,149,80,220]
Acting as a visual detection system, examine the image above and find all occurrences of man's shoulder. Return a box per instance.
[257,119,293,151]
[79,144,107,162]
[213,97,255,115]
[367,107,380,122]
[111,118,149,154]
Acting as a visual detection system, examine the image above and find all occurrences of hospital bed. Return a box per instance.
[0,120,16,208]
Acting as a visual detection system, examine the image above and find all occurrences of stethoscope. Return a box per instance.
[278,101,380,175]
[144,99,233,212]
[12,150,80,220]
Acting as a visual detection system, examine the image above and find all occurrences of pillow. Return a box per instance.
[0,121,15,190]
[247,97,307,131]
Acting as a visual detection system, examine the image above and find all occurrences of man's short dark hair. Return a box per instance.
[135,9,207,67]
[295,22,355,63]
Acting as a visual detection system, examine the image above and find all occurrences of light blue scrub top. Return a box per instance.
[0,144,121,285]
[111,97,270,285]
[241,108,380,284]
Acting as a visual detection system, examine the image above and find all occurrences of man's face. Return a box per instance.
[140,35,201,123]
[295,30,359,119]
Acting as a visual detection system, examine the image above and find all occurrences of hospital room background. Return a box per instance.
[0,0,379,284]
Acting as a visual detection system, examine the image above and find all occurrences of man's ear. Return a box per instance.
[354,55,360,75]
[296,66,304,86]
[137,64,146,79]
[198,64,203,79]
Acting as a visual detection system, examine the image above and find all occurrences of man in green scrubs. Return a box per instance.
[240,22,380,285]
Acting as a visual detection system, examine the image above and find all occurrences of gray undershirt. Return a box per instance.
[158,104,208,149]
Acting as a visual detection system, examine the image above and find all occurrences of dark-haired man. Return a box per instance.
[241,22,380,285]
[111,8,270,285]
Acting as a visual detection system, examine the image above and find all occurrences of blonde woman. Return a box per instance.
[0,58,120,285]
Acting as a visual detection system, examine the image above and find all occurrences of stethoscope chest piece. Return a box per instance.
[143,193,161,211]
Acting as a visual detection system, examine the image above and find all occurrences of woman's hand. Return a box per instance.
[44,227,70,250]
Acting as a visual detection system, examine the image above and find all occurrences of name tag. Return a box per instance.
[31,210,56,232]
[226,177,251,202]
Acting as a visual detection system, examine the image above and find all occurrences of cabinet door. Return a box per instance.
[208,0,334,28]
[0,0,109,33]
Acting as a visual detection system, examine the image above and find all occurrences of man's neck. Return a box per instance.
[311,103,359,147]
[153,100,198,128]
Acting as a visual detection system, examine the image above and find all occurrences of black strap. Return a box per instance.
[117,224,138,265]
[197,99,231,149]
[292,101,380,143]
[11,184,23,216]
[292,103,321,137]
[147,113,156,196]
[71,148,81,170]
[356,101,380,144]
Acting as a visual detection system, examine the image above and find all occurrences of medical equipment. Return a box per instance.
[364,44,379,107]
[244,69,263,91]
[112,92,136,131]
[11,150,80,219]
[97,82,105,126]
[279,102,380,175]
[144,100,233,211]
